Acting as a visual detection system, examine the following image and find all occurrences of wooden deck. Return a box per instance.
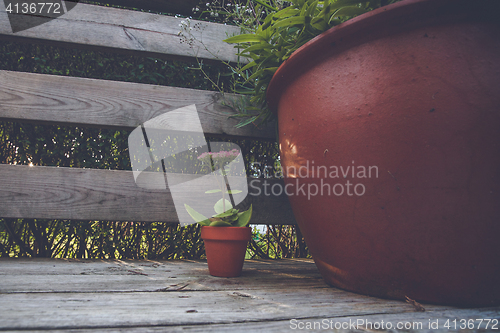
[0,259,498,332]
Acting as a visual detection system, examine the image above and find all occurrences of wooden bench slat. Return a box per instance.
[0,164,296,225]
[0,2,242,62]
[0,70,274,139]
[95,0,201,16]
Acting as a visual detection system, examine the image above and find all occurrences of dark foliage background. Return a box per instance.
[0,17,310,259]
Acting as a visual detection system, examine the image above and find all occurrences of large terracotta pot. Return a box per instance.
[201,226,251,277]
[267,0,500,306]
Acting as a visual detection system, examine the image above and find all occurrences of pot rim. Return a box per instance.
[201,225,252,241]
[201,226,251,228]
[266,0,499,113]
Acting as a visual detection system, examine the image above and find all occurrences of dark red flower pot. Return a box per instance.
[201,226,251,277]
[267,0,500,306]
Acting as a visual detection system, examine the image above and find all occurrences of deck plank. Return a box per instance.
[1,308,496,333]
[0,259,319,292]
[0,289,443,330]
[0,259,498,332]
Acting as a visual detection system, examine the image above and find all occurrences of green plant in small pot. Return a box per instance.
[185,149,253,278]
[220,0,500,306]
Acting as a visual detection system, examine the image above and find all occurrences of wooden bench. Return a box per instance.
[0,0,296,226]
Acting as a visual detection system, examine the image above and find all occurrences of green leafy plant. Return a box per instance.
[184,149,253,227]
[219,0,399,127]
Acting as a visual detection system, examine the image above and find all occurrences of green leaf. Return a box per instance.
[224,34,265,44]
[261,16,273,30]
[226,190,243,194]
[252,0,278,12]
[239,60,258,72]
[205,189,222,194]
[214,199,233,214]
[329,0,369,11]
[299,0,308,16]
[238,42,272,54]
[321,2,332,15]
[245,65,277,83]
[214,209,239,218]
[236,116,258,128]
[328,16,342,25]
[197,219,211,226]
[305,0,319,18]
[209,220,234,227]
[272,7,300,19]
[184,204,210,225]
[334,6,368,17]
[234,205,253,227]
[311,17,327,31]
[273,16,306,29]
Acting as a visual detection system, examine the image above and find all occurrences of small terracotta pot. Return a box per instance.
[267,0,500,306]
[201,226,252,277]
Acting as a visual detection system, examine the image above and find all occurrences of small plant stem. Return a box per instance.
[220,169,226,212]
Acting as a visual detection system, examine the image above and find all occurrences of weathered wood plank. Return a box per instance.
[282,309,500,333]
[0,290,435,331]
[55,308,493,333]
[0,259,498,332]
[0,289,459,330]
[0,2,242,63]
[0,259,322,293]
[0,164,175,222]
[94,0,200,16]
[1,307,499,333]
[1,259,494,332]
[0,70,274,139]
[0,164,296,224]
[6,308,496,333]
